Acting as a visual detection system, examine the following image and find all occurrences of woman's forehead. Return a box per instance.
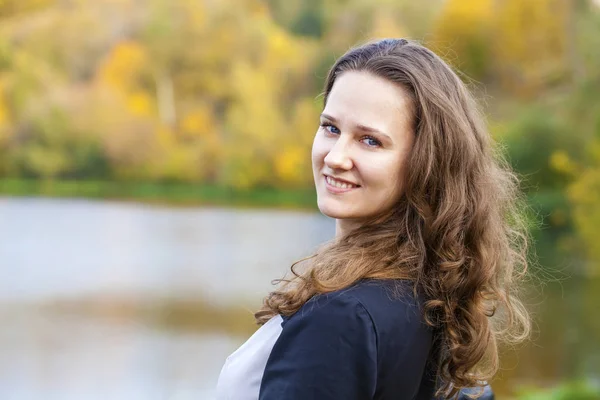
[324,71,413,133]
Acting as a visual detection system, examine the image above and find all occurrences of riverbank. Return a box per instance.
[0,178,318,210]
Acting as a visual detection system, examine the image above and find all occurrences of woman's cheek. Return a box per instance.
[361,156,393,188]
[312,135,329,164]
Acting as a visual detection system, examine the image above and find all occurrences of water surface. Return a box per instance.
[0,197,597,399]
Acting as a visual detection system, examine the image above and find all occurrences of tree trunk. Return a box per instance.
[155,70,176,127]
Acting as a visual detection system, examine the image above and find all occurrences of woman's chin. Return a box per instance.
[317,201,358,220]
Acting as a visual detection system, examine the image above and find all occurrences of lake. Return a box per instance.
[0,196,598,399]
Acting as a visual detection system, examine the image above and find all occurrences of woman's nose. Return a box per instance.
[324,139,353,170]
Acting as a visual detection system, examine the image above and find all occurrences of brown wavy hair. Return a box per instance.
[254,38,531,398]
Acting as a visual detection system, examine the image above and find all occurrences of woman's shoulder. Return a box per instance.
[342,278,424,313]
[282,278,433,354]
[283,278,421,322]
[262,279,434,398]
[309,278,430,334]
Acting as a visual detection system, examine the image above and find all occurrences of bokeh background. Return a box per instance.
[0,0,599,399]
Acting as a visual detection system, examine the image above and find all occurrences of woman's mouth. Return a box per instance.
[324,175,360,193]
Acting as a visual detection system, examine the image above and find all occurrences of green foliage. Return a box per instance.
[0,178,317,209]
[291,6,324,38]
[501,107,572,190]
[516,380,600,400]
[9,106,108,179]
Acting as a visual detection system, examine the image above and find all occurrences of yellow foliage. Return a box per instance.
[493,0,568,95]
[567,137,600,272]
[590,142,600,162]
[228,61,284,141]
[569,164,600,270]
[432,0,493,44]
[274,145,306,185]
[266,27,294,63]
[155,124,176,151]
[291,98,320,142]
[158,143,203,182]
[219,10,318,188]
[0,79,8,127]
[549,150,578,176]
[430,0,493,75]
[92,87,160,180]
[151,125,216,182]
[179,104,216,140]
[436,0,493,33]
[24,145,71,179]
[369,7,409,40]
[223,62,283,188]
[433,0,569,93]
[260,22,317,78]
[180,0,206,26]
[0,78,11,158]
[126,91,153,117]
[97,40,147,91]
[0,0,55,17]
[280,98,321,186]
[248,0,269,19]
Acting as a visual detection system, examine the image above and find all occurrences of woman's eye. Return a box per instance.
[361,136,382,147]
[321,123,340,134]
[320,123,381,147]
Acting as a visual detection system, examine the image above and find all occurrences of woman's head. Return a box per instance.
[258,39,530,398]
[312,70,415,234]
[313,38,493,236]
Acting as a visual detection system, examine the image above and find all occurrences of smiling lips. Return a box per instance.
[324,175,360,193]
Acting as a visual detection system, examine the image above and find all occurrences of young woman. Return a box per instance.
[216,38,530,399]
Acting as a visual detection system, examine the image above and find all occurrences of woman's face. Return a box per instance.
[312,70,415,234]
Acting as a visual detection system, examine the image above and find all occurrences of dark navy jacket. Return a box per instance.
[216,279,494,399]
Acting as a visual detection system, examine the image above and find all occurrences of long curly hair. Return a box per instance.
[254,38,531,398]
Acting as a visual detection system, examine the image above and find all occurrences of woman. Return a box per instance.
[216,38,530,399]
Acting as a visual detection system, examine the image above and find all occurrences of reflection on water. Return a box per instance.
[0,197,334,399]
[0,197,598,399]
[0,197,334,305]
[0,308,236,400]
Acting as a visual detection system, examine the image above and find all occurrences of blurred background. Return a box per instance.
[0,0,599,399]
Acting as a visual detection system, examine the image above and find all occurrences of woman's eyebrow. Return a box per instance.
[320,113,392,142]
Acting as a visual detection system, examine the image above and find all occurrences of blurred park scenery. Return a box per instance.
[0,0,599,398]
